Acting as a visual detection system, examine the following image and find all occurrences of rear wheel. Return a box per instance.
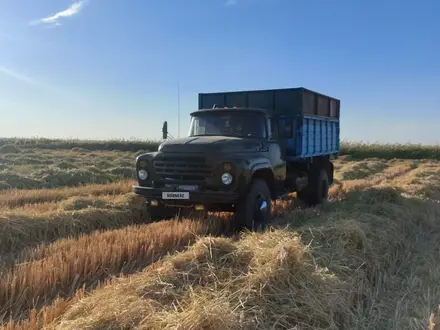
[235,179,272,232]
[297,167,329,206]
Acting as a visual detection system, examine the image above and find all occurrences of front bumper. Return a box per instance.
[132,185,240,204]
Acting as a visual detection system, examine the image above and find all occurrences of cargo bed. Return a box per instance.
[198,87,340,118]
[198,87,340,160]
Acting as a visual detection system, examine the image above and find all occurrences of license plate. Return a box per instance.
[162,192,189,200]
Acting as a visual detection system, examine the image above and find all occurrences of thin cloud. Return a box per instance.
[0,65,83,105]
[30,1,87,26]
[0,66,37,84]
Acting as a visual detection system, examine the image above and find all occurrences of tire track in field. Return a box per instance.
[0,215,232,326]
[329,161,419,200]
[0,160,421,328]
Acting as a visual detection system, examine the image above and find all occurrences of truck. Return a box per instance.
[133,87,340,231]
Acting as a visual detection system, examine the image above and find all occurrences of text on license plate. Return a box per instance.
[162,192,189,200]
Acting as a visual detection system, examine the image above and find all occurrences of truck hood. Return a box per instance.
[158,136,262,153]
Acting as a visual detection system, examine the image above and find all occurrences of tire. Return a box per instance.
[235,179,272,232]
[328,161,334,185]
[297,167,329,206]
[313,168,329,204]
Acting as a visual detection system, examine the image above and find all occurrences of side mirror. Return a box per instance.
[162,121,168,139]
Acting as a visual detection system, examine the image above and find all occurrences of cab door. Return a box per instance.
[277,116,295,158]
[267,116,286,191]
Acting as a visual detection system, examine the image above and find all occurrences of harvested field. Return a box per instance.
[1,138,440,160]
[0,144,440,329]
[0,147,138,190]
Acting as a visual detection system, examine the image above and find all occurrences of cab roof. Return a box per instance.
[190,107,272,117]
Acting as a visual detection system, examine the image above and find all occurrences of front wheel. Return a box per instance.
[235,179,272,232]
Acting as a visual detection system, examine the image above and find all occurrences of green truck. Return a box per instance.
[133,87,340,231]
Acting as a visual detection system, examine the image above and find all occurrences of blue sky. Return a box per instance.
[0,0,439,144]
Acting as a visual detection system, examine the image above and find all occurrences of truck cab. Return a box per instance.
[133,87,340,231]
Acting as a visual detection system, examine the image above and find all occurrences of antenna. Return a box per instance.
[177,80,181,138]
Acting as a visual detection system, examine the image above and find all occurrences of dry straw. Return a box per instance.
[2,158,440,329]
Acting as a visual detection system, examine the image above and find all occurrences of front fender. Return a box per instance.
[136,151,157,163]
[234,157,275,198]
[135,152,158,185]
[249,157,273,174]
[242,157,274,185]
[227,156,272,197]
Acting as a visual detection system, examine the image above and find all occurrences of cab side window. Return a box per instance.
[284,119,293,138]
[277,118,294,138]
[269,118,279,140]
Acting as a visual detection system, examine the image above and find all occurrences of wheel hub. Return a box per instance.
[253,195,268,227]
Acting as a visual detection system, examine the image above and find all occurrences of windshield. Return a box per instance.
[189,111,267,138]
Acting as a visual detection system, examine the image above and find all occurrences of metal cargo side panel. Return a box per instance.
[274,89,302,115]
[317,95,330,116]
[302,90,316,115]
[247,91,273,110]
[330,99,338,117]
[225,92,247,108]
[199,88,339,117]
[198,92,248,109]
[199,94,225,109]
[299,116,340,158]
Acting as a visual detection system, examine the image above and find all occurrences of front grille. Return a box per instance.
[153,155,212,181]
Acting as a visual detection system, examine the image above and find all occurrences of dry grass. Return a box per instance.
[341,141,440,160]
[0,180,135,209]
[1,155,440,329]
[0,145,22,154]
[0,217,230,324]
[1,138,440,160]
[0,137,157,153]
[0,148,136,190]
[24,189,440,330]
[0,193,148,256]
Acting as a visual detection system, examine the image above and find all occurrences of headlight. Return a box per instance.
[221,172,233,185]
[138,169,149,180]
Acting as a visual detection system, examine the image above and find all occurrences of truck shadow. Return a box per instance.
[175,193,307,238]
